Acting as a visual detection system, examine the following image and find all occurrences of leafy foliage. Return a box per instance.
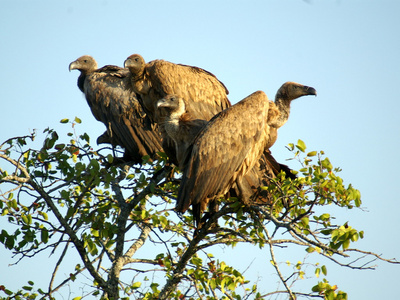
[0,120,397,300]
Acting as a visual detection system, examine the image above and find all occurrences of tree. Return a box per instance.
[0,118,398,300]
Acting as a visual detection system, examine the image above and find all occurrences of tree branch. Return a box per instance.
[27,178,108,291]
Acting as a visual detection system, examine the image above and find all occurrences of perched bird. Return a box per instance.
[124,54,230,123]
[157,95,207,169]
[156,81,316,227]
[124,54,231,164]
[266,81,317,148]
[69,55,163,164]
[157,92,271,226]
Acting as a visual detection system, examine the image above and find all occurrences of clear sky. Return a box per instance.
[1,0,399,299]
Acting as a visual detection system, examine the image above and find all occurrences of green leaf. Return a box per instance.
[40,211,49,221]
[150,282,159,293]
[209,278,217,290]
[301,217,309,227]
[321,157,333,171]
[54,143,66,150]
[321,265,328,276]
[320,213,330,221]
[307,151,317,157]
[107,154,114,164]
[315,267,320,278]
[351,232,359,242]
[90,159,100,171]
[41,228,49,244]
[342,239,350,250]
[80,133,90,143]
[321,229,332,235]
[296,139,306,152]
[228,280,236,291]
[60,118,69,123]
[132,282,142,289]
[326,290,335,300]
[74,117,82,124]
[306,247,315,253]
[21,214,30,225]
[220,277,226,294]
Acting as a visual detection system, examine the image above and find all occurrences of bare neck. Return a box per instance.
[161,107,187,142]
[272,97,291,128]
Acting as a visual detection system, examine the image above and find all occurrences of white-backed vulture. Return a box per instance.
[156,82,316,227]
[156,95,274,208]
[69,55,163,164]
[157,92,271,226]
[123,54,231,164]
[266,81,317,149]
[157,95,208,169]
[124,54,231,122]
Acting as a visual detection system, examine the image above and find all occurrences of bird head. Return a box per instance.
[276,82,317,102]
[156,95,186,119]
[69,55,97,73]
[124,54,145,74]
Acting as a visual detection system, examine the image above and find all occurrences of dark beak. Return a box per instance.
[305,86,317,96]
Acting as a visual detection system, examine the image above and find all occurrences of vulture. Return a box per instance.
[69,55,163,164]
[156,82,316,227]
[124,54,231,164]
[124,54,231,123]
[157,95,208,169]
[266,81,317,149]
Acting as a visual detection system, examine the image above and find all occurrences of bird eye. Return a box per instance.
[83,60,87,63]
[134,58,139,62]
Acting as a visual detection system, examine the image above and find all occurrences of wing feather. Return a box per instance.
[176,91,270,213]
[83,66,163,163]
[147,60,230,121]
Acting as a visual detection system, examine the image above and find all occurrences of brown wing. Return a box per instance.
[176,91,270,214]
[146,60,231,121]
[174,118,208,170]
[232,149,296,207]
[83,65,163,163]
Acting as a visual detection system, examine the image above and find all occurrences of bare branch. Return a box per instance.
[124,223,152,261]
[27,178,108,290]
[346,248,400,264]
[263,223,296,300]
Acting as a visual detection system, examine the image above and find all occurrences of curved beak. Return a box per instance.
[157,98,168,108]
[305,86,317,96]
[69,61,78,72]
[123,58,131,69]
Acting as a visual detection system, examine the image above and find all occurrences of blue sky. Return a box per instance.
[1,0,400,298]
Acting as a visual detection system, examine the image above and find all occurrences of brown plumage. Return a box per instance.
[69,55,163,164]
[157,92,273,226]
[157,82,317,227]
[124,54,230,122]
[124,54,231,163]
[235,82,317,206]
[266,82,317,149]
[156,95,207,170]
